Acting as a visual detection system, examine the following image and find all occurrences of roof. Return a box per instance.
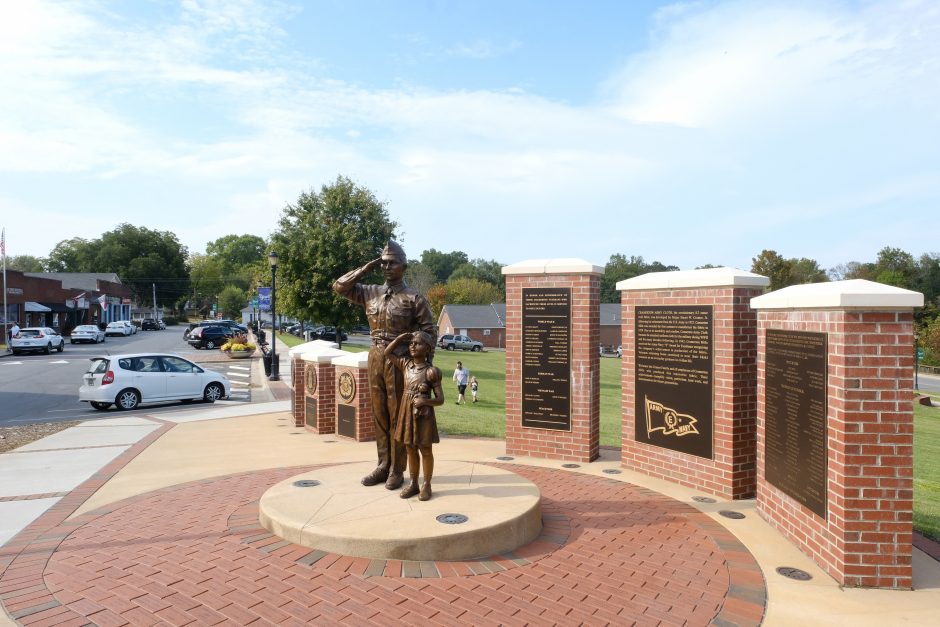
[751,279,923,310]
[617,267,769,291]
[439,304,506,329]
[24,272,123,290]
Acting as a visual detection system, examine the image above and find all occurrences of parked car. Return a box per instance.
[141,318,160,331]
[187,325,234,349]
[10,327,65,355]
[79,353,231,411]
[313,326,347,342]
[123,321,138,335]
[183,320,243,339]
[106,321,131,337]
[437,334,483,351]
[70,324,106,344]
[157,319,166,329]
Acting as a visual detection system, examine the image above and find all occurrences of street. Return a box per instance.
[0,328,253,426]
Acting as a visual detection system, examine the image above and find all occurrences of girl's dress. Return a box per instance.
[392,357,441,447]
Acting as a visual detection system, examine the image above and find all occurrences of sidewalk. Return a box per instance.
[0,349,938,624]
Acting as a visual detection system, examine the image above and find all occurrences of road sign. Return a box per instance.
[250,297,259,308]
[917,348,924,361]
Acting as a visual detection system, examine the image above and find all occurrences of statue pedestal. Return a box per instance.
[259,461,542,562]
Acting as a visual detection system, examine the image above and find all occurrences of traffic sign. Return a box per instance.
[917,348,924,361]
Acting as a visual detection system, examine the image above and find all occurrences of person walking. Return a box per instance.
[333,241,437,490]
[9,321,20,346]
[452,361,469,405]
[470,376,479,403]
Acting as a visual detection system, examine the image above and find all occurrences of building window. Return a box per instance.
[483,329,491,336]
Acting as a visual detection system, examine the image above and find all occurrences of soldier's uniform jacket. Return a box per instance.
[333,276,436,354]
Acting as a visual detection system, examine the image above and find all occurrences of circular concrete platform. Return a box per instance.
[259,460,542,561]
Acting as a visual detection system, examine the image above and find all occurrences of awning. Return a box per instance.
[25,302,52,313]
[37,302,72,313]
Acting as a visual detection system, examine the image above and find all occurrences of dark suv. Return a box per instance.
[141,318,160,331]
[187,326,234,349]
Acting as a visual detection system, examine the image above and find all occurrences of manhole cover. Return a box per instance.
[496,456,514,461]
[718,510,745,519]
[293,480,321,488]
[602,469,622,475]
[437,513,468,525]
[562,463,580,469]
[693,496,717,503]
[776,566,812,581]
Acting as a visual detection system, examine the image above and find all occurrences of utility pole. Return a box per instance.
[152,283,158,321]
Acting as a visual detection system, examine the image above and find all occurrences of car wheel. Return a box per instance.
[206,340,216,349]
[90,402,111,411]
[472,345,481,352]
[44,343,52,354]
[204,382,225,403]
[116,389,141,411]
[446,344,455,351]
[58,341,64,352]
[11,350,20,356]
[71,340,76,344]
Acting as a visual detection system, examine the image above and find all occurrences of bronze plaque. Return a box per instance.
[338,371,356,403]
[337,403,356,438]
[634,306,713,459]
[305,365,318,396]
[765,329,828,519]
[521,288,571,431]
[305,397,317,428]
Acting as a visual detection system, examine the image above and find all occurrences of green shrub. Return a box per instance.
[162,316,179,326]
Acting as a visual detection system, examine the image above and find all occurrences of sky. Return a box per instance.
[1,0,938,273]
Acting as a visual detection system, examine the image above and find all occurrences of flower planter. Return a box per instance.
[225,350,253,359]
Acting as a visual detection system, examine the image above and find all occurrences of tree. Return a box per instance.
[218,285,247,319]
[873,246,916,288]
[5,255,45,272]
[205,234,267,290]
[751,250,792,291]
[445,277,503,305]
[450,258,505,294]
[271,176,398,346]
[45,226,189,307]
[600,254,679,302]
[789,258,828,285]
[828,261,874,281]
[189,254,224,308]
[405,261,437,297]
[426,284,448,320]
[420,249,468,284]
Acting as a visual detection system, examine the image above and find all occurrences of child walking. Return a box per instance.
[385,331,444,501]
[470,376,479,403]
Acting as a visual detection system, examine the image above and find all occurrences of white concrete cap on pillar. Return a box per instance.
[617,267,769,291]
[751,279,924,310]
[287,339,339,357]
[502,258,603,276]
[331,352,370,368]
[300,347,349,364]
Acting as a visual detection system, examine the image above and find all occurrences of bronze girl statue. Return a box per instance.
[384,331,444,500]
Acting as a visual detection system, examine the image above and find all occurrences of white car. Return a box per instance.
[105,321,131,336]
[10,327,65,355]
[79,353,231,411]
[70,324,106,344]
[122,320,138,335]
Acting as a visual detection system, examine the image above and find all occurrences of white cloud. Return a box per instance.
[448,39,522,59]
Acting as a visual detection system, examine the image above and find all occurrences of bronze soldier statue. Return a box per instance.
[333,241,437,489]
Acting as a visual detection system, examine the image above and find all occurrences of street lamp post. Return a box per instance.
[268,251,280,381]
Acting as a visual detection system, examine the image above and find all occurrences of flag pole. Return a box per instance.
[2,228,8,350]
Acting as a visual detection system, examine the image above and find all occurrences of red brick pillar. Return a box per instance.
[332,353,374,442]
[752,280,923,589]
[502,259,602,462]
[288,340,340,427]
[302,349,348,434]
[618,268,769,499]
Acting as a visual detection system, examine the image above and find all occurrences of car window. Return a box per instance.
[117,358,134,370]
[137,357,162,372]
[86,359,109,374]
[161,356,194,373]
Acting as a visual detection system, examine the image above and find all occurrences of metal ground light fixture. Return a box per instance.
[268,250,280,381]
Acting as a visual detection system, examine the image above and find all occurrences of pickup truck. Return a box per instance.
[438,334,483,352]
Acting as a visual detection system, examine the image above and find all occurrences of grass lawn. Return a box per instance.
[914,401,940,541]
[279,332,940,540]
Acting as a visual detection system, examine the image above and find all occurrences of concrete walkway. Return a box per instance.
[1,344,938,625]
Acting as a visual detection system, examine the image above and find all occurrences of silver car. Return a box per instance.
[70,324,106,344]
[79,353,231,411]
